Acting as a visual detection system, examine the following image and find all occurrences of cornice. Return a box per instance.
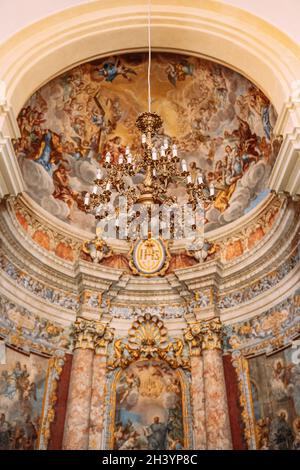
[0,275,75,326]
[12,192,281,254]
[220,262,300,324]
[0,194,299,326]
[174,200,299,290]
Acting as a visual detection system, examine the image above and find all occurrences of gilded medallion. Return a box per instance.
[129,238,170,277]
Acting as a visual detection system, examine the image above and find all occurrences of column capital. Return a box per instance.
[71,316,113,351]
[184,317,224,352]
[201,317,223,351]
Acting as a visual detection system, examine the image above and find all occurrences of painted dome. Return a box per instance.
[14,52,279,233]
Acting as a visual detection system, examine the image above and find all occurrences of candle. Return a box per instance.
[92,185,98,195]
[142,134,146,144]
[210,183,215,196]
[172,144,178,157]
[127,154,132,164]
[106,182,111,191]
[160,146,165,157]
[125,146,130,155]
[105,152,111,163]
[118,154,124,165]
[84,193,90,205]
[181,159,187,172]
[152,148,157,161]
[187,175,192,184]
[198,174,203,185]
[96,169,101,180]
[153,168,157,177]
[164,138,168,149]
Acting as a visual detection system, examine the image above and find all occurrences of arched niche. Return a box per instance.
[1,0,300,117]
[105,359,192,450]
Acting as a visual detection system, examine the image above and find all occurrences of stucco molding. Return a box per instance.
[1,1,300,200]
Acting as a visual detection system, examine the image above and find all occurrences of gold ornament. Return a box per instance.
[135,112,163,136]
[71,317,113,351]
[184,322,202,349]
[129,236,170,277]
[184,317,224,351]
[108,313,190,370]
[201,317,223,350]
[82,236,112,263]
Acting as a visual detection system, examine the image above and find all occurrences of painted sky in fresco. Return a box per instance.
[14,52,279,232]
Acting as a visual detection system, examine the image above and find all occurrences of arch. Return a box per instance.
[104,359,192,450]
[1,0,300,118]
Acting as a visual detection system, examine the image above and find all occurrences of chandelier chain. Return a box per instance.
[148,0,152,113]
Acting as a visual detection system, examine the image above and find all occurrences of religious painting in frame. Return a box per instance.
[0,345,49,450]
[247,345,300,450]
[105,359,192,450]
[232,338,300,450]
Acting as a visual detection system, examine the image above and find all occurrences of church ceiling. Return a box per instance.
[13,52,278,233]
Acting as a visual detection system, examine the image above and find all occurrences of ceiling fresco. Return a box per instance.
[13,52,280,233]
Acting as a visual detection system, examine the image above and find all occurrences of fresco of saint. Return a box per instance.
[249,345,300,450]
[14,52,279,233]
[0,347,47,450]
[113,360,184,450]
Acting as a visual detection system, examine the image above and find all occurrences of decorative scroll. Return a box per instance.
[185,238,218,263]
[108,314,190,370]
[81,237,112,264]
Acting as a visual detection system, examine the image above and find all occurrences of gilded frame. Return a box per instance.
[129,237,171,277]
[103,359,193,450]
[232,329,300,449]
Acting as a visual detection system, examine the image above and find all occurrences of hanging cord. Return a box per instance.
[147,0,152,113]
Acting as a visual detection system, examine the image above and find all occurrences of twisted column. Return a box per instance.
[62,317,112,450]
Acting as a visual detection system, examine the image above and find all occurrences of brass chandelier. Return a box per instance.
[83,1,215,238]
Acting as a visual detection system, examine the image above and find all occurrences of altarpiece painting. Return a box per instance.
[0,346,48,450]
[112,360,187,450]
[248,346,300,450]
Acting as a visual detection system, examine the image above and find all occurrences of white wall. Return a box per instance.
[224,0,300,45]
[0,0,300,46]
[0,0,91,43]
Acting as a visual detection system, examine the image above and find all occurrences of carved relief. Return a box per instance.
[81,237,112,264]
[71,317,113,351]
[108,314,190,370]
[184,317,224,351]
[227,289,300,449]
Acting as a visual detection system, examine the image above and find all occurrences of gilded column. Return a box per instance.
[88,330,113,450]
[201,318,232,450]
[184,323,207,450]
[63,317,112,450]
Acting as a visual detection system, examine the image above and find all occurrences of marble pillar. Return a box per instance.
[202,318,232,450]
[62,348,94,449]
[190,351,207,449]
[88,352,107,449]
[184,322,207,449]
[62,317,113,450]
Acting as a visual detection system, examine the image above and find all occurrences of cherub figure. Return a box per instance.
[98,60,137,82]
